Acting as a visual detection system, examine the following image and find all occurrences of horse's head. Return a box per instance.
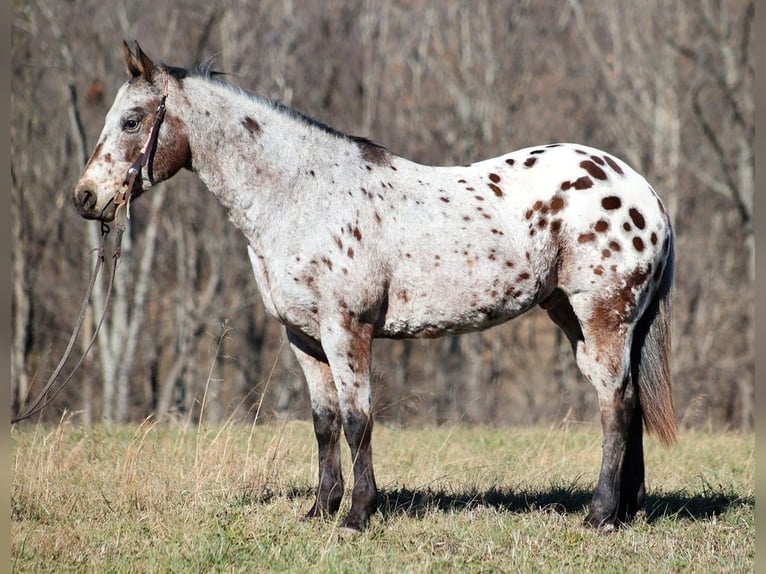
[73,41,190,221]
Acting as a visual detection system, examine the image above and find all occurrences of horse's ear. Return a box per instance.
[122,40,156,82]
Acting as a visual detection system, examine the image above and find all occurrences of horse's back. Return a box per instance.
[376,143,671,338]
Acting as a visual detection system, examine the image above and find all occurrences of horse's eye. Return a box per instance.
[122,118,141,132]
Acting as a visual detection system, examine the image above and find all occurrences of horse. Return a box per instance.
[74,41,676,533]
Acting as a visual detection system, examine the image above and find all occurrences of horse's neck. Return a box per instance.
[179,77,357,237]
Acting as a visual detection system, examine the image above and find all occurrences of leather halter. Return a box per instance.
[114,72,169,218]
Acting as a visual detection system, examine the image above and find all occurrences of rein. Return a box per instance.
[11,222,124,423]
[12,76,170,423]
[114,73,169,218]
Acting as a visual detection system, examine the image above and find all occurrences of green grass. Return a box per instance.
[11,419,754,573]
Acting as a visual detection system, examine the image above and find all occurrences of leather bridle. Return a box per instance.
[114,72,169,218]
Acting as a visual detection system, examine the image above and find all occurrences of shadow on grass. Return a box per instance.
[373,485,753,524]
[278,484,752,524]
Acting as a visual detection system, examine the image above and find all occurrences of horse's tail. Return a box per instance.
[632,231,677,446]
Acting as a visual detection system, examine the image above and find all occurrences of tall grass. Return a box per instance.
[12,419,753,573]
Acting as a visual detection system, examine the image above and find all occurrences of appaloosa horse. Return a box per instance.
[74,42,676,533]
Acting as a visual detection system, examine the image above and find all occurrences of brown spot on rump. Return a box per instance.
[550,196,565,212]
[347,247,355,258]
[355,137,389,165]
[563,176,593,190]
[578,232,596,243]
[505,158,515,166]
[524,157,537,167]
[623,222,632,232]
[604,155,624,175]
[537,218,548,228]
[574,149,588,155]
[532,200,544,211]
[458,179,467,183]
[590,155,605,165]
[609,240,621,252]
[489,173,501,183]
[491,228,504,235]
[525,209,534,220]
[517,271,531,281]
[594,219,610,233]
[505,260,514,267]
[593,265,604,275]
[440,196,450,203]
[628,208,646,230]
[397,290,409,303]
[104,153,113,164]
[242,116,261,135]
[580,160,607,180]
[530,149,546,155]
[602,249,612,258]
[333,235,343,250]
[632,237,645,251]
[602,196,622,210]
[550,219,562,233]
[650,232,658,245]
[475,195,485,201]
[352,227,362,241]
[374,211,382,224]
[489,183,503,197]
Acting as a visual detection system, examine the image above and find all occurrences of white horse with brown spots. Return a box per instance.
[75,42,676,533]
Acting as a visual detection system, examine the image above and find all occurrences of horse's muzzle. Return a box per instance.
[73,182,115,221]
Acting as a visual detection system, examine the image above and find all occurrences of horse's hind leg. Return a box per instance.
[565,293,646,530]
[287,329,345,519]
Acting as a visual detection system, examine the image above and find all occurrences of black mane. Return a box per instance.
[159,61,388,158]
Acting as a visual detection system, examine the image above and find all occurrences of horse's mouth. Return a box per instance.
[74,197,117,222]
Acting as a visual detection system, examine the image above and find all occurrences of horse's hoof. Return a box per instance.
[337,524,363,538]
[583,512,621,532]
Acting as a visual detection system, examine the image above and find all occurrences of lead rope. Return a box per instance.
[11,221,125,424]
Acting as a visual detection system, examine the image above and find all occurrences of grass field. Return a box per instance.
[11,418,753,573]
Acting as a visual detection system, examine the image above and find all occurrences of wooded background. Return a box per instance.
[11,0,753,430]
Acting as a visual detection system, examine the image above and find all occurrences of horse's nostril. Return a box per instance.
[75,187,97,211]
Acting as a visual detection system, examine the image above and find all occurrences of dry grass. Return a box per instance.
[12,418,753,573]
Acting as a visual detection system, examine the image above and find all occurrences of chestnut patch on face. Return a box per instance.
[151,114,191,181]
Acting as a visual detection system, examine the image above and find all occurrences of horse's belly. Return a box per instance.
[379,272,544,339]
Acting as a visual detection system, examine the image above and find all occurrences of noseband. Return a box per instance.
[114,73,169,217]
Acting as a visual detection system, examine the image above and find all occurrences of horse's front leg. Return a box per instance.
[319,315,378,533]
[287,329,344,519]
